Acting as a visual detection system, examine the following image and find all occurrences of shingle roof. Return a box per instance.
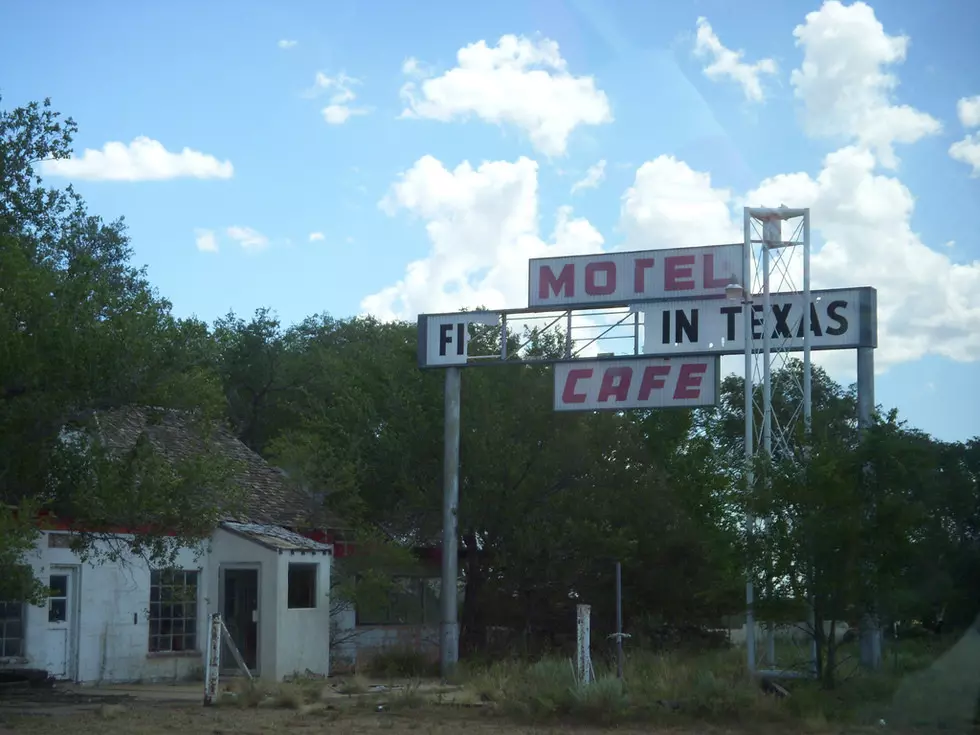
[88,406,335,529]
[222,521,332,553]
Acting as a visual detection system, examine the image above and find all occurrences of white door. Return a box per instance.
[44,567,78,680]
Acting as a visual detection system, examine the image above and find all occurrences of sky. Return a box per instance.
[1,0,978,441]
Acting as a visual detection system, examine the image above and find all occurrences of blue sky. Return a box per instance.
[2,0,978,441]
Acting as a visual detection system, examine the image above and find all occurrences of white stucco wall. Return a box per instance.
[1,531,208,684]
[274,552,331,680]
[2,528,333,684]
[207,527,279,679]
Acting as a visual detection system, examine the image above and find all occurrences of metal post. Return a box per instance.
[762,234,775,668]
[742,210,756,676]
[615,562,624,680]
[802,211,817,675]
[857,346,881,669]
[440,366,461,680]
[203,613,222,706]
[576,604,593,684]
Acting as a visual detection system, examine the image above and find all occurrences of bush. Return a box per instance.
[365,646,438,679]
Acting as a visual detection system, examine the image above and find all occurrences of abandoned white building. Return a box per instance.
[0,406,447,684]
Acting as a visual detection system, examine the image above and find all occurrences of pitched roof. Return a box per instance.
[222,521,331,553]
[87,406,336,529]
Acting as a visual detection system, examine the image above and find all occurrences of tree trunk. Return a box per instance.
[823,617,838,688]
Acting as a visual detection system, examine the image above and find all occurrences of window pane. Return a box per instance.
[287,564,317,609]
[147,569,199,653]
[49,598,67,623]
[49,575,68,598]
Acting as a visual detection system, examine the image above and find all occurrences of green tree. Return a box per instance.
[0,98,238,600]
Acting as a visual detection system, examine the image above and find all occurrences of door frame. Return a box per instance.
[217,563,262,675]
[47,564,81,682]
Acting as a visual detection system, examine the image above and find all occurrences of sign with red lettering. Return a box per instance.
[553,356,720,412]
[528,244,742,309]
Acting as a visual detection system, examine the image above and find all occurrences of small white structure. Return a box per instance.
[0,407,335,684]
[1,524,331,684]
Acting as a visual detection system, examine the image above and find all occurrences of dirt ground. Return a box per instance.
[0,699,756,735]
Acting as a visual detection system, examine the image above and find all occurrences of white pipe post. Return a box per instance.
[762,219,776,668]
[742,208,756,676]
[576,604,593,684]
[203,612,222,706]
[440,366,461,681]
[802,210,818,676]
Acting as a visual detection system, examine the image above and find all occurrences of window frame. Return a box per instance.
[148,569,200,654]
[0,601,25,659]
[286,563,318,609]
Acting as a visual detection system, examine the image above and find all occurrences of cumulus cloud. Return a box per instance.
[308,231,326,242]
[950,96,980,176]
[957,96,980,128]
[361,155,603,320]
[226,226,269,252]
[790,0,941,169]
[278,39,298,50]
[40,137,233,182]
[571,160,607,195]
[694,17,778,102]
[194,229,218,253]
[399,35,613,157]
[308,72,368,125]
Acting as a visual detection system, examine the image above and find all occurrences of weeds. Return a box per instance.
[365,647,438,679]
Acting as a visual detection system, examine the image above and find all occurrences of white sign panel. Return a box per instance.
[418,312,501,367]
[528,244,743,309]
[554,356,720,412]
[636,287,877,356]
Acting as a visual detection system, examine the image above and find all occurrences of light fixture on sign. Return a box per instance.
[725,276,745,302]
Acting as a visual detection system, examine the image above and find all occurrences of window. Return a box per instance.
[48,574,68,623]
[149,570,199,653]
[0,602,24,657]
[287,563,318,609]
[355,576,441,626]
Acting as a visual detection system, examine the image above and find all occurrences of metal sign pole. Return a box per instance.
[440,365,461,681]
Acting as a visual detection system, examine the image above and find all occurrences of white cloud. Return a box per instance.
[790,0,941,169]
[361,155,603,320]
[308,232,326,242]
[278,39,298,50]
[949,96,980,175]
[693,17,778,102]
[40,136,234,182]
[620,156,740,248]
[949,134,980,177]
[957,95,980,128]
[571,160,607,194]
[399,34,613,157]
[309,72,368,125]
[615,146,980,369]
[194,229,218,253]
[226,226,269,252]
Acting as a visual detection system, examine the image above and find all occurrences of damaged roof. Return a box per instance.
[87,406,341,530]
[222,521,331,553]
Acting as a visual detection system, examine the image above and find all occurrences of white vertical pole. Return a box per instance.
[440,366,461,681]
[762,219,775,668]
[203,612,222,706]
[802,210,818,676]
[576,604,593,684]
[742,208,756,676]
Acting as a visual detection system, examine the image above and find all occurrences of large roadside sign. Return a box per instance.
[553,356,720,411]
[633,286,877,356]
[528,244,743,310]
